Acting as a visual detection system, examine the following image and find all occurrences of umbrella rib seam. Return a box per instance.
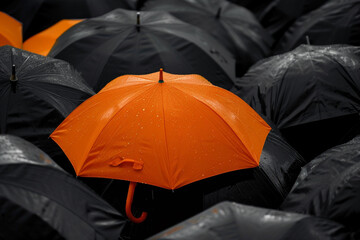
[79,87,154,173]
[169,84,261,166]
[160,84,173,188]
[0,177,108,234]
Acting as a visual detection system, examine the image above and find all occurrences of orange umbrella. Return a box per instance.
[51,69,271,223]
[23,19,83,56]
[0,12,22,48]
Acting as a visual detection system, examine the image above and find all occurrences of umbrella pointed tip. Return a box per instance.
[158,68,164,83]
[136,12,140,32]
[11,64,16,78]
[10,64,18,93]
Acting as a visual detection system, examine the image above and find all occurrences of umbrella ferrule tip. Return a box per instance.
[159,68,164,82]
[136,11,140,31]
[10,64,18,93]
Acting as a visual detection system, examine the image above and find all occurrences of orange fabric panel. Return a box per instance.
[0,12,22,48]
[23,19,83,56]
[51,70,271,190]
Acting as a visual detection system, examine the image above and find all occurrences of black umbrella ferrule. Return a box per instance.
[216,7,221,19]
[10,64,18,93]
[306,35,311,45]
[136,12,140,32]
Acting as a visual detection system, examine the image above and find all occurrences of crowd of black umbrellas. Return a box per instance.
[1,0,360,239]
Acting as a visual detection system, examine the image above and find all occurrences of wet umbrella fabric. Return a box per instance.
[280,135,360,234]
[0,11,22,48]
[0,45,95,171]
[231,44,360,160]
[51,70,271,222]
[1,0,140,39]
[48,9,236,92]
[142,0,273,77]
[0,134,126,240]
[51,70,271,189]
[274,0,360,54]
[149,201,352,240]
[94,128,305,239]
[202,128,306,210]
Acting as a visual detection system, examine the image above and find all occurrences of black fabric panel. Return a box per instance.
[281,135,360,234]
[0,0,139,39]
[49,9,236,92]
[274,0,360,54]
[149,201,353,240]
[0,46,94,172]
[231,44,360,160]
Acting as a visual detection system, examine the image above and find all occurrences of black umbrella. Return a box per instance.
[0,45,94,172]
[0,134,126,240]
[258,0,329,42]
[231,44,360,160]
[274,0,360,54]
[280,135,360,234]
[149,201,353,240]
[1,0,141,39]
[49,9,236,92]
[142,0,273,77]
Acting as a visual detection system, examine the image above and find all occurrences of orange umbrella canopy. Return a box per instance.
[23,19,83,56]
[0,12,22,48]
[51,70,271,190]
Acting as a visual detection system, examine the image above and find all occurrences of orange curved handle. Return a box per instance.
[110,158,144,170]
[126,181,148,223]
